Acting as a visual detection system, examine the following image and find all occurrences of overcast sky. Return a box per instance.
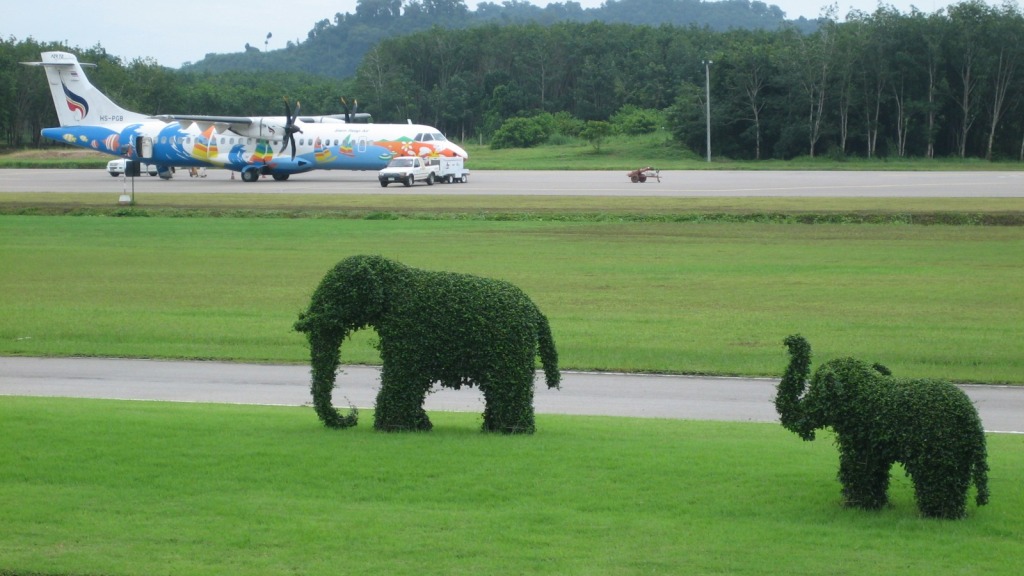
[5,0,979,68]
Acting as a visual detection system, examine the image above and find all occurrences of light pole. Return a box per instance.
[702,59,712,163]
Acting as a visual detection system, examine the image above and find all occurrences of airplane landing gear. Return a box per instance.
[241,167,260,182]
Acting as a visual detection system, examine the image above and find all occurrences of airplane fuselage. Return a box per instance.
[45,120,461,180]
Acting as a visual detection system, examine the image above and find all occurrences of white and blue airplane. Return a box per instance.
[24,51,468,182]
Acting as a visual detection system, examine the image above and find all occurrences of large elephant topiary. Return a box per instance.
[775,335,989,519]
[295,255,560,434]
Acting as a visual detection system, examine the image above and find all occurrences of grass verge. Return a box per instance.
[0,397,1019,576]
[460,134,1024,170]
[2,193,1024,225]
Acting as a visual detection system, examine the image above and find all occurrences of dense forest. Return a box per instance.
[351,0,1024,160]
[186,0,813,78]
[3,0,1024,160]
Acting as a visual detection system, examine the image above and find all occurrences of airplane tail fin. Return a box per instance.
[22,51,147,127]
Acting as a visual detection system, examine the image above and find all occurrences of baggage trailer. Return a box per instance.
[430,156,470,183]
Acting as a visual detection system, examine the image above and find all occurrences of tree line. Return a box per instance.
[3,0,1023,160]
[354,0,1024,160]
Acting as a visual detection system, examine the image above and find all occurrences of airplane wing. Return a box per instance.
[154,114,253,134]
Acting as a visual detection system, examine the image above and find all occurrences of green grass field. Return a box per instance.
[2,163,1022,575]
[1,397,1020,576]
[1,215,1022,382]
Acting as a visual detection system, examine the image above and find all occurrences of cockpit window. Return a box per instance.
[431,132,448,142]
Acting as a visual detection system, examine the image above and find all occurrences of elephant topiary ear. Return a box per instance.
[351,259,387,319]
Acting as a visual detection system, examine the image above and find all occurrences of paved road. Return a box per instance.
[1,357,1020,434]
[2,168,1023,197]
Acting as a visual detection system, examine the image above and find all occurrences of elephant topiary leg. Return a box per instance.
[907,462,971,519]
[480,370,537,434]
[374,365,432,432]
[837,445,892,510]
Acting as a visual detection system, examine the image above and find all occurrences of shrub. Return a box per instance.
[295,255,560,434]
[490,116,552,149]
[776,335,989,519]
[610,105,663,135]
[550,111,586,137]
[580,120,613,152]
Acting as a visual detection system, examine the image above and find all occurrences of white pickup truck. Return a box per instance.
[378,156,435,187]
[107,158,158,177]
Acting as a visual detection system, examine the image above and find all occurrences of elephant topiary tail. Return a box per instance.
[537,313,560,389]
[776,334,814,440]
[973,431,991,507]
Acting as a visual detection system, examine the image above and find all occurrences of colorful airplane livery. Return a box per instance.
[24,51,468,182]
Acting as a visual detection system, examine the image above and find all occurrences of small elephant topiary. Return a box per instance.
[775,335,989,519]
[295,255,560,434]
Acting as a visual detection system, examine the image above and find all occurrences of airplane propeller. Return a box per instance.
[280,98,302,159]
[341,97,358,124]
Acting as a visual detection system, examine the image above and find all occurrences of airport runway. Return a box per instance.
[1,168,1023,197]
[1,357,1020,434]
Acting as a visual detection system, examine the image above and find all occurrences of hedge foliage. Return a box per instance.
[776,335,989,519]
[295,255,560,433]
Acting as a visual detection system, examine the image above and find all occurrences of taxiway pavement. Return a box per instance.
[2,168,1023,197]
[1,357,1020,434]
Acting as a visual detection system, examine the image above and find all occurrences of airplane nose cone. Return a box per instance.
[447,141,469,159]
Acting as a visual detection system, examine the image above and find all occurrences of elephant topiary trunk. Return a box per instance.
[775,335,989,519]
[295,255,560,434]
